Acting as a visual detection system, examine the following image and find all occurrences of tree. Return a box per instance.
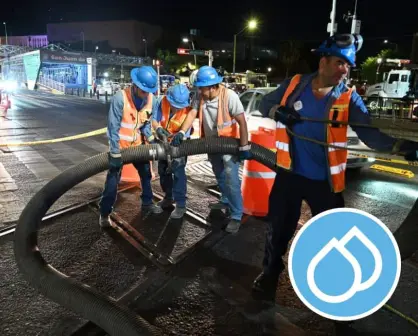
[360,49,397,84]
[280,41,301,77]
[156,49,183,73]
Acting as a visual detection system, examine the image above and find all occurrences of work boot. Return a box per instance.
[142,203,164,215]
[99,215,113,229]
[252,272,279,302]
[209,201,229,210]
[225,219,241,234]
[156,198,174,211]
[170,206,186,219]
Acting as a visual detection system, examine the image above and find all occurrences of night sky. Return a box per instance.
[1,0,418,59]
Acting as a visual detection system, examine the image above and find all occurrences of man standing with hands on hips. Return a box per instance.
[172,66,252,234]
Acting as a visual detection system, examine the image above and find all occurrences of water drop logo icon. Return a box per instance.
[288,208,401,321]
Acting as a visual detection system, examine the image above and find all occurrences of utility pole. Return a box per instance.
[345,0,361,35]
[208,50,213,67]
[328,0,337,36]
[343,0,361,84]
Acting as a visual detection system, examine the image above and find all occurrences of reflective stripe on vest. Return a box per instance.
[275,74,352,192]
[119,88,153,149]
[160,96,189,134]
[198,85,239,138]
[243,169,276,179]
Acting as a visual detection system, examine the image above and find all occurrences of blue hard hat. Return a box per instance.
[314,34,363,67]
[131,66,158,93]
[194,66,223,87]
[166,84,190,108]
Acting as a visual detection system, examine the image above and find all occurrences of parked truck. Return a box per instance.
[364,59,418,112]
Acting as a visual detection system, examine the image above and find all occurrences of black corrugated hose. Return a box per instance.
[12,138,275,336]
[13,137,417,335]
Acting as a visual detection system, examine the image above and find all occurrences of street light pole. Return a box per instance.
[233,33,237,74]
[182,37,197,66]
[233,19,257,74]
[3,22,8,44]
[191,40,197,66]
[80,32,85,52]
[143,38,147,58]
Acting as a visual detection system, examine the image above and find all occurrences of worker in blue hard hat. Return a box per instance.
[253,33,418,302]
[98,66,163,229]
[151,84,193,219]
[171,65,251,234]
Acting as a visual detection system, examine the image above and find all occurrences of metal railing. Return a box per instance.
[38,75,65,93]
[361,95,418,120]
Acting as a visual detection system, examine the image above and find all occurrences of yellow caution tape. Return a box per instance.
[0,127,107,147]
[350,153,418,167]
[370,164,415,178]
[384,304,418,329]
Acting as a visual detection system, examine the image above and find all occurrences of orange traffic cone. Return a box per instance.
[120,161,156,183]
[121,164,140,183]
[241,127,276,217]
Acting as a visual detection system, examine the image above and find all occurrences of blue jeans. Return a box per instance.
[158,157,187,207]
[99,162,153,216]
[208,154,243,220]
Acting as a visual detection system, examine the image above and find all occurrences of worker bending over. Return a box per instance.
[152,84,192,219]
[99,66,163,228]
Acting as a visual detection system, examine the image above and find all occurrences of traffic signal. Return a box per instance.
[177,48,190,55]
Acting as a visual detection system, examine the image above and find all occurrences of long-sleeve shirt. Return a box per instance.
[261,73,418,151]
[107,90,158,154]
[151,96,192,137]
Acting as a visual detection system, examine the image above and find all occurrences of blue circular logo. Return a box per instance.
[288,208,401,321]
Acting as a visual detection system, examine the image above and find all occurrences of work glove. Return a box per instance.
[156,127,171,142]
[139,123,155,143]
[171,131,185,147]
[109,153,123,172]
[139,109,152,124]
[238,144,252,161]
[404,150,418,161]
[274,105,301,127]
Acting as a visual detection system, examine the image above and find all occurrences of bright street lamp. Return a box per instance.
[182,38,189,43]
[233,19,258,74]
[248,20,257,30]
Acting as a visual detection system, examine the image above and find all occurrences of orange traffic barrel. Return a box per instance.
[242,127,276,217]
[120,161,156,183]
[121,164,140,183]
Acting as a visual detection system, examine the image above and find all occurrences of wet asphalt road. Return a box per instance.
[0,89,417,335]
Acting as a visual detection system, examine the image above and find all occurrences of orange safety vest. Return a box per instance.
[276,74,352,193]
[119,87,153,149]
[160,96,190,134]
[198,85,239,138]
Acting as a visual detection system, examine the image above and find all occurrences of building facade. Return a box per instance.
[0,35,49,48]
[47,20,162,56]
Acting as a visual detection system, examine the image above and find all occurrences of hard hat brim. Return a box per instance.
[313,47,356,67]
[193,76,223,87]
[166,94,189,108]
[131,68,158,93]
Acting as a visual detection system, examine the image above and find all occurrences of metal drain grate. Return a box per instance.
[186,160,243,179]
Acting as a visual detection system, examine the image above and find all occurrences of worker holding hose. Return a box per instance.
[172,66,252,234]
[151,84,193,219]
[253,34,418,301]
[99,66,162,229]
